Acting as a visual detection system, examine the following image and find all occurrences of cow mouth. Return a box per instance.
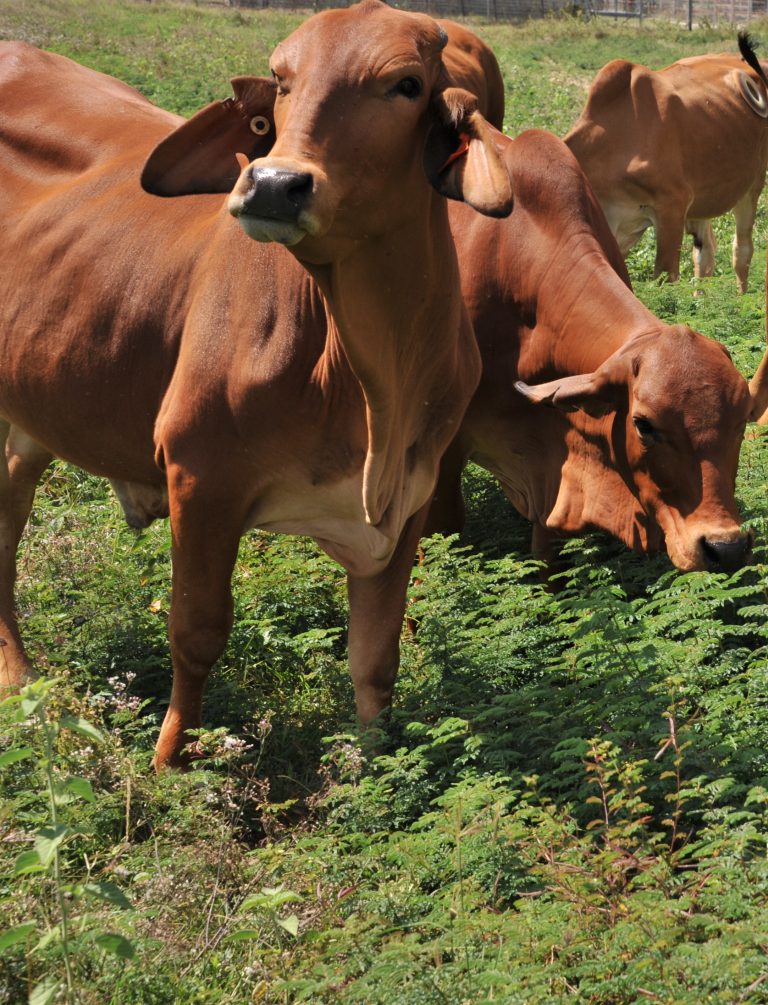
[663,525,753,573]
[229,206,308,247]
[699,530,754,573]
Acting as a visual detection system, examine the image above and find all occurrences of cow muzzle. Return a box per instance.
[699,531,753,573]
[228,163,318,246]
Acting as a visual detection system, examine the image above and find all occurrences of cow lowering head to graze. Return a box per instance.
[0,1,513,768]
[427,129,754,574]
[564,32,768,294]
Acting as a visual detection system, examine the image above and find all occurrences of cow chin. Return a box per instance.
[234,214,308,247]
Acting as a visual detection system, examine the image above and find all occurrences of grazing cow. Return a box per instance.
[565,33,768,293]
[0,1,513,768]
[427,129,754,573]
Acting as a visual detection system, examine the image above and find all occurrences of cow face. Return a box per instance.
[142,0,511,257]
[517,326,753,573]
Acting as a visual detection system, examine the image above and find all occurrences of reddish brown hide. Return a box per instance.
[429,129,753,573]
[0,2,513,768]
[565,34,768,293]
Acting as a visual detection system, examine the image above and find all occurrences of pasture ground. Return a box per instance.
[2,2,768,1002]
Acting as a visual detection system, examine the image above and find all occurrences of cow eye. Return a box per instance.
[271,70,288,96]
[633,416,661,443]
[393,76,422,100]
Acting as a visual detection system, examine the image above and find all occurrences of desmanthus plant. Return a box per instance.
[0,679,134,1005]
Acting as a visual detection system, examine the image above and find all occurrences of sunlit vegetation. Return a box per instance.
[1,3,768,1001]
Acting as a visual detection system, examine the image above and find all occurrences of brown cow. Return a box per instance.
[0,1,513,768]
[428,128,754,573]
[439,20,505,130]
[565,33,768,293]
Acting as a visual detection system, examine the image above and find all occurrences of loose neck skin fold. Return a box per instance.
[518,232,661,382]
[301,194,479,537]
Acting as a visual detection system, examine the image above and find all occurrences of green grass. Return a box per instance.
[2,2,768,1002]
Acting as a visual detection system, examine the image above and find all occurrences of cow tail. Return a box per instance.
[738,31,768,91]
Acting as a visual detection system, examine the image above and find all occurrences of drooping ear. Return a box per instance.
[425,86,513,217]
[141,76,277,197]
[515,370,623,418]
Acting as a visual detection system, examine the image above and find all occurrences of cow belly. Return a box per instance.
[601,200,655,254]
[247,463,435,578]
[0,396,161,486]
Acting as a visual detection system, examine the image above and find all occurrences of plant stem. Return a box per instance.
[41,706,76,1005]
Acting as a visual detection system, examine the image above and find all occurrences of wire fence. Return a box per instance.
[228,0,768,23]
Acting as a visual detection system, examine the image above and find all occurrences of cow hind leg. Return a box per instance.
[0,424,52,690]
[732,190,760,294]
[652,200,688,283]
[687,219,716,282]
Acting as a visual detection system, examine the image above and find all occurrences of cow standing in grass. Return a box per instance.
[0,1,512,767]
[565,33,768,292]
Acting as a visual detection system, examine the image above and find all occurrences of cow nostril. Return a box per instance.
[286,173,313,207]
[700,535,752,572]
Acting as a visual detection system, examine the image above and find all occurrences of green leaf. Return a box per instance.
[33,927,61,953]
[59,715,104,744]
[227,928,262,942]
[0,922,36,952]
[29,976,59,1005]
[63,776,96,803]
[0,748,34,768]
[34,825,70,866]
[13,849,46,876]
[242,888,302,911]
[93,932,135,959]
[83,881,133,910]
[21,696,43,718]
[277,914,300,938]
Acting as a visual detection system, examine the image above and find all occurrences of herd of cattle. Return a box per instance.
[1,0,767,767]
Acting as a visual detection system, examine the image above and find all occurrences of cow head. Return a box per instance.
[516,325,753,572]
[141,0,512,259]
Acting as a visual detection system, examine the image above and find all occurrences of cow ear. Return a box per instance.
[515,372,621,418]
[141,76,276,197]
[425,86,513,217]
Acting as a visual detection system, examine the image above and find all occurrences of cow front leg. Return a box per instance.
[732,189,760,294]
[687,219,716,282]
[0,423,52,690]
[154,470,244,770]
[347,504,429,724]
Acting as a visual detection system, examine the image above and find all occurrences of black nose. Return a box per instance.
[701,534,753,572]
[240,168,313,221]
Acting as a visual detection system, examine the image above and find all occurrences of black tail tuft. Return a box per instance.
[738,30,768,87]
[738,30,758,58]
